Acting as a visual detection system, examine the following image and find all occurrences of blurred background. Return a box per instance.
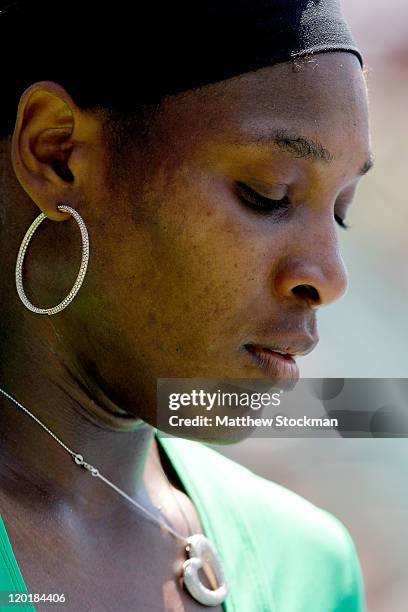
[214,3,408,611]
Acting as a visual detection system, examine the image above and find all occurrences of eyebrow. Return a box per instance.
[238,128,374,176]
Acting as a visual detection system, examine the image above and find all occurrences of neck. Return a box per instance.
[0,311,165,521]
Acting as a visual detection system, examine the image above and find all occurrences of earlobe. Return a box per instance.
[11,81,78,221]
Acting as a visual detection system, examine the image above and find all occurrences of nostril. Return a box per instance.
[292,284,320,304]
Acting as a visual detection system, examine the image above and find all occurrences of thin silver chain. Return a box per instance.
[0,386,189,545]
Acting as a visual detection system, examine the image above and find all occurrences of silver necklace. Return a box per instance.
[0,386,228,607]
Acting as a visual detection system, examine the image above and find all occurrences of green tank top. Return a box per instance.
[0,432,365,611]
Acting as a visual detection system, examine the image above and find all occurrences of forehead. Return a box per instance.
[159,52,370,167]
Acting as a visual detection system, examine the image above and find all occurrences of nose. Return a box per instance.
[273,252,348,307]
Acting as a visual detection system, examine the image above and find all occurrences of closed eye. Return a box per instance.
[334,214,350,230]
[235,182,290,216]
[236,182,350,229]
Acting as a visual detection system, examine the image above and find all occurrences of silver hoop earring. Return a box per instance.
[15,204,89,316]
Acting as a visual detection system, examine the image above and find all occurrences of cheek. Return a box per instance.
[122,166,297,367]
[142,198,283,344]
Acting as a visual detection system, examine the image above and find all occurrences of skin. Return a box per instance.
[0,52,371,610]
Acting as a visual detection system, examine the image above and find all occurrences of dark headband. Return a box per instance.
[0,1,362,112]
[158,0,363,96]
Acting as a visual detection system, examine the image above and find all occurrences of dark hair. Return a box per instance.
[0,2,164,142]
[0,0,363,140]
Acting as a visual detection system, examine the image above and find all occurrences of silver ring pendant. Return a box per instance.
[182,534,228,607]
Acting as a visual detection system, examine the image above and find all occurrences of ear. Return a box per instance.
[11,81,102,221]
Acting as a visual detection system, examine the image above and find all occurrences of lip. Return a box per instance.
[244,344,300,387]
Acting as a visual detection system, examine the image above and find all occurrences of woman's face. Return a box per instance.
[55,52,370,422]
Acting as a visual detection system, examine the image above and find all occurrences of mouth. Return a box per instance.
[244,344,301,386]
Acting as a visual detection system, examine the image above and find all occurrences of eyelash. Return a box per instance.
[236,182,349,230]
[235,182,290,216]
[334,214,350,230]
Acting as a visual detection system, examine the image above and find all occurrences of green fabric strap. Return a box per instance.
[156,433,366,612]
[0,432,365,611]
[0,517,35,611]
